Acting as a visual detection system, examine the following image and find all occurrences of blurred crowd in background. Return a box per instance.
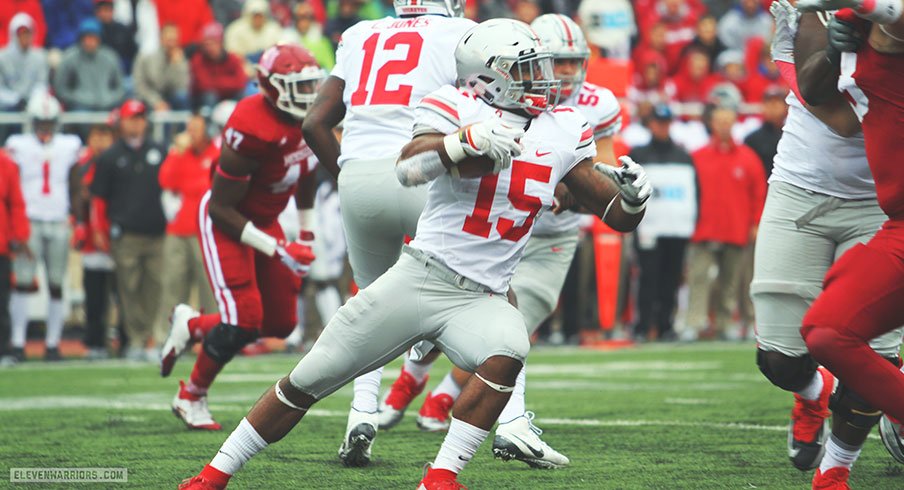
[0,0,790,363]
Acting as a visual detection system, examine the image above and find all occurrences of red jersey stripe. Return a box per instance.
[422,97,460,120]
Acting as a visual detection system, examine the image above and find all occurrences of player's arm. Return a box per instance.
[208,145,259,240]
[795,13,850,106]
[562,157,649,233]
[302,76,346,181]
[294,168,318,247]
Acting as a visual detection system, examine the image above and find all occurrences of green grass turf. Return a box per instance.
[1,342,902,489]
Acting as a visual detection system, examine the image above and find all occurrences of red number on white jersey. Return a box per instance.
[462,161,552,241]
[350,32,424,106]
[42,161,51,194]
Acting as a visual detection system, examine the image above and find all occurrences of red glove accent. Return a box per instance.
[283,240,316,264]
[275,239,316,276]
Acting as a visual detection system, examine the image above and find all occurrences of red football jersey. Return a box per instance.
[217,94,318,225]
[839,41,904,219]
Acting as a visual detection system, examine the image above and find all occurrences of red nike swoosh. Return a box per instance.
[535,150,552,157]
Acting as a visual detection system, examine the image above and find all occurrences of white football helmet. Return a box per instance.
[394,0,463,17]
[455,19,560,116]
[26,91,62,122]
[531,14,590,99]
[209,99,237,136]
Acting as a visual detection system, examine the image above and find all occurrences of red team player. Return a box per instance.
[159,43,324,430]
[795,0,904,486]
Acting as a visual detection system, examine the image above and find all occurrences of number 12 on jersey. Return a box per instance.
[350,32,424,106]
[463,161,552,242]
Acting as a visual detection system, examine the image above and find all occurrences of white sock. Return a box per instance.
[314,287,342,324]
[351,367,383,413]
[10,292,29,348]
[45,299,64,348]
[403,356,433,384]
[796,370,825,401]
[433,372,462,400]
[497,364,527,424]
[819,434,862,472]
[433,418,489,474]
[209,417,268,475]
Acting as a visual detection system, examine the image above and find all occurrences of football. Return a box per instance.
[452,155,498,179]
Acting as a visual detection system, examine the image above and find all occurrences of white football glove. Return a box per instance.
[594,156,653,213]
[458,118,524,173]
[770,0,800,64]
[796,0,860,12]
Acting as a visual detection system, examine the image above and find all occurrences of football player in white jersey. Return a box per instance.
[301,0,475,467]
[754,3,904,487]
[375,13,623,470]
[178,19,650,490]
[4,92,81,362]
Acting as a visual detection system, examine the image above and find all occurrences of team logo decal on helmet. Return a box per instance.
[393,0,464,18]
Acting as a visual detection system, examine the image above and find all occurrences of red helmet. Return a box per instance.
[257,43,325,120]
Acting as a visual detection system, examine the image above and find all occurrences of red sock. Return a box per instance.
[199,464,230,488]
[188,314,221,342]
[189,349,225,392]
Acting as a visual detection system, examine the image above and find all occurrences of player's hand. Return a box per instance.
[796,0,861,12]
[458,119,524,173]
[552,183,576,215]
[275,240,316,277]
[72,223,88,250]
[826,16,863,64]
[594,156,653,209]
[770,0,800,63]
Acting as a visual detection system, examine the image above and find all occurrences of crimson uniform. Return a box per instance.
[197,93,318,337]
[801,26,904,422]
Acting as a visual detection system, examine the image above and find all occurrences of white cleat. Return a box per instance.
[171,380,222,430]
[493,412,570,469]
[338,408,378,467]
[160,304,199,377]
[879,415,904,464]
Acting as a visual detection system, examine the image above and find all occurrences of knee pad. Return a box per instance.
[202,323,258,364]
[829,383,882,431]
[756,349,818,393]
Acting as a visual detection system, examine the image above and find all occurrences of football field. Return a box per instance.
[2,342,902,489]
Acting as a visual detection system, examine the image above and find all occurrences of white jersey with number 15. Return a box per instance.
[331,15,475,166]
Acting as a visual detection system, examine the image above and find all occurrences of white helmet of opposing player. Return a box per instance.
[209,99,237,135]
[26,91,62,122]
[455,19,560,116]
[531,14,590,99]
[393,0,463,17]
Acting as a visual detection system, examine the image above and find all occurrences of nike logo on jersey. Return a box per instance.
[509,434,545,458]
[535,150,552,158]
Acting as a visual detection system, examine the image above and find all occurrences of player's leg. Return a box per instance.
[378,345,441,429]
[682,242,716,341]
[751,182,844,471]
[424,289,531,487]
[491,232,577,468]
[9,221,40,361]
[655,237,689,339]
[42,220,69,360]
[802,227,904,422]
[179,255,427,488]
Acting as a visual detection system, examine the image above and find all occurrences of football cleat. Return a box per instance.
[417,392,454,432]
[879,414,904,464]
[44,347,62,361]
[378,368,428,430]
[178,476,225,490]
[493,411,570,469]
[172,380,222,430]
[417,465,467,490]
[160,304,199,377]
[338,408,378,467]
[811,467,851,490]
[788,367,834,471]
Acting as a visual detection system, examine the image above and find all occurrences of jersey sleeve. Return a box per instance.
[557,108,597,175]
[412,85,467,136]
[222,102,275,160]
[591,89,622,140]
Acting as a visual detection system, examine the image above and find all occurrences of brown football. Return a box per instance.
[452,155,497,179]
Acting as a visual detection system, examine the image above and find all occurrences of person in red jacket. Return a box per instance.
[681,103,766,341]
[155,114,218,345]
[154,0,214,48]
[190,23,248,112]
[0,0,46,47]
[669,47,723,104]
[0,150,30,365]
